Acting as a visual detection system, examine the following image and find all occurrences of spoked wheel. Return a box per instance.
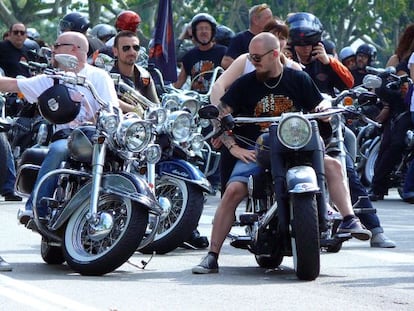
[362,141,379,187]
[63,193,148,276]
[140,177,204,254]
[290,193,320,281]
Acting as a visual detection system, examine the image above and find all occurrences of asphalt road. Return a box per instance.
[0,188,413,311]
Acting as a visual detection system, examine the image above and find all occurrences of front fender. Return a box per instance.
[157,159,212,193]
[286,166,320,193]
[51,172,161,231]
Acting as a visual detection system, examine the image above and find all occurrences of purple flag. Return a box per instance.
[149,0,177,83]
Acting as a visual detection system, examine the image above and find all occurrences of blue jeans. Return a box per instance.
[1,140,17,195]
[25,139,69,216]
[346,154,381,232]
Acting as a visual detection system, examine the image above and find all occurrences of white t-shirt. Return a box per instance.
[17,64,119,130]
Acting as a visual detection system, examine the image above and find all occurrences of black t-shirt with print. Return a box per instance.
[221,67,323,146]
[0,40,30,77]
[182,44,226,94]
[225,30,254,60]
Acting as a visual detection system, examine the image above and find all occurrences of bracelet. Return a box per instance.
[228,144,237,151]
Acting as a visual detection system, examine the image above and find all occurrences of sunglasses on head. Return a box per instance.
[247,49,274,63]
[121,44,140,52]
[12,30,26,36]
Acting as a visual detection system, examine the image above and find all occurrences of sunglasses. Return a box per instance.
[121,45,140,52]
[12,30,26,36]
[247,49,274,63]
[53,42,78,49]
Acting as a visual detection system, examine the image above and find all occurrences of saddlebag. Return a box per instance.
[16,147,48,195]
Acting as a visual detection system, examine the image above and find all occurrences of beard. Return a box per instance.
[256,70,272,82]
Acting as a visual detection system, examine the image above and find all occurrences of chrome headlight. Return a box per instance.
[146,107,167,126]
[277,114,312,149]
[181,97,200,117]
[116,118,153,152]
[97,111,119,134]
[162,94,180,112]
[190,133,204,153]
[145,144,162,164]
[166,111,192,142]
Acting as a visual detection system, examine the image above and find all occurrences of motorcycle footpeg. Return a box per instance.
[239,213,259,225]
[229,235,252,250]
[353,208,376,215]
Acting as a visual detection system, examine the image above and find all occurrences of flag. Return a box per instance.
[148,0,177,83]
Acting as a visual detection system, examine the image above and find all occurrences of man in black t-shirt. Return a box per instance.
[174,13,226,94]
[192,33,371,274]
[0,23,30,78]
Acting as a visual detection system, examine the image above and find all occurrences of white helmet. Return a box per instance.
[339,46,355,62]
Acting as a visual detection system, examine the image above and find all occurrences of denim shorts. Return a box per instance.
[227,160,263,186]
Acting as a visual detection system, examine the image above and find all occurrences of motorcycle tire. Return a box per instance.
[290,193,320,281]
[63,193,148,276]
[41,237,65,265]
[362,140,380,187]
[255,254,284,269]
[140,177,204,255]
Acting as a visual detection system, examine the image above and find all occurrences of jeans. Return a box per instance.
[1,139,17,195]
[25,139,69,216]
[346,154,381,231]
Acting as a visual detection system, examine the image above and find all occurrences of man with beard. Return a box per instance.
[0,31,119,225]
[192,33,371,274]
[110,30,159,115]
[173,13,226,94]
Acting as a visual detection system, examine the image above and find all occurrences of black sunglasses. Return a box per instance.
[122,44,140,52]
[12,30,26,36]
[247,49,274,63]
[53,42,78,49]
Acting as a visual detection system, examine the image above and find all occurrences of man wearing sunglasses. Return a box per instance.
[193,32,371,274]
[0,31,119,225]
[110,30,159,115]
[0,23,30,78]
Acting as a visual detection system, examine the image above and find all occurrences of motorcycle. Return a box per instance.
[15,54,162,276]
[198,103,354,280]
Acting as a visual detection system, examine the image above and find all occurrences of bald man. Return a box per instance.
[0,31,119,225]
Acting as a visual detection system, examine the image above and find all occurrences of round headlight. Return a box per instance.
[167,111,191,142]
[116,119,152,152]
[277,114,312,149]
[146,107,167,126]
[162,95,180,112]
[145,144,162,164]
[97,111,119,134]
[181,98,200,117]
[190,133,204,153]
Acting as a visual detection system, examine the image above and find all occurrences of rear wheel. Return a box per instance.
[41,237,65,265]
[290,193,320,281]
[255,254,283,269]
[362,141,379,187]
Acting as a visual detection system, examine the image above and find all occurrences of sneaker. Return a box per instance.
[192,253,219,274]
[0,256,12,272]
[370,232,396,248]
[3,192,22,201]
[181,230,209,250]
[17,207,33,225]
[338,216,372,241]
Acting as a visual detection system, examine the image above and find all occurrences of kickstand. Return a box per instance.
[127,251,155,270]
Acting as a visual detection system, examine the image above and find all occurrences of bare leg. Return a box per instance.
[209,181,248,254]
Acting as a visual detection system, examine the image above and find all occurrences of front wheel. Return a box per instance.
[140,177,204,254]
[362,141,379,187]
[63,193,148,276]
[290,193,320,281]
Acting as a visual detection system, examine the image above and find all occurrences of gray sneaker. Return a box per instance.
[0,256,12,272]
[192,253,219,274]
[370,232,396,248]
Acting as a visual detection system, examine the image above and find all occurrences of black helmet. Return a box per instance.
[59,12,91,34]
[356,43,377,65]
[90,24,117,41]
[287,12,323,46]
[215,25,234,46]
[38,83,81,124]
[191,13,217,45]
